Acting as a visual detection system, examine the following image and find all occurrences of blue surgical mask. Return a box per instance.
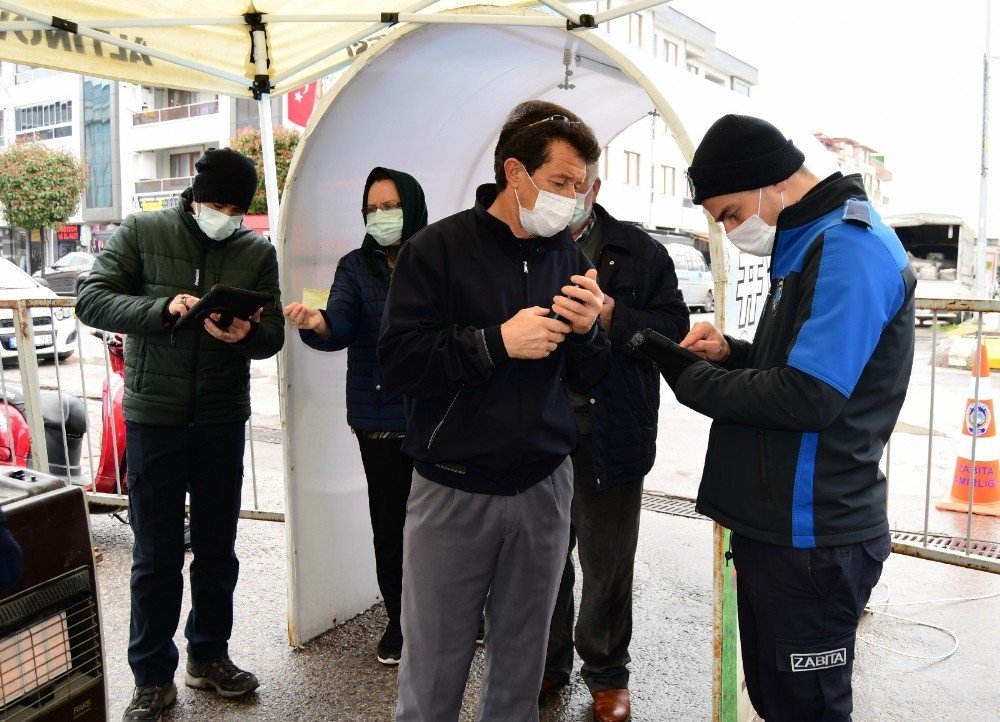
[366,208,404,246]
[194,205,243,241]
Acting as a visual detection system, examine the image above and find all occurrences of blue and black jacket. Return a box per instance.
[676,173,915,548]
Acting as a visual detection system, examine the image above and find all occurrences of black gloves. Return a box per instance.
[627,328,704,387]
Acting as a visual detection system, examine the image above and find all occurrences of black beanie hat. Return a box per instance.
[191,148,258,211]
[687,114,805,205]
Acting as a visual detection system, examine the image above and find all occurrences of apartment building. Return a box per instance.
[592,3,759,237]
[813,132,893,206]
[0,64,121,272]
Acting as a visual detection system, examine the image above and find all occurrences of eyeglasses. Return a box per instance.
[363,200,403,214]
[518,114,584,133]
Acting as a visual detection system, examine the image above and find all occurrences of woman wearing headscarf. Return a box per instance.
[284,167,427,666]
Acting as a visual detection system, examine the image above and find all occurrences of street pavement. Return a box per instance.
[11,316,1000,720]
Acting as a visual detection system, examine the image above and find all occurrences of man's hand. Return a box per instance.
[599,295,615,331]
[680,321,730,362]
[550,268,604,335]
[205,307,263,344]
[168,293,199,317]
[283,302,330,339]
[501,307,572,359]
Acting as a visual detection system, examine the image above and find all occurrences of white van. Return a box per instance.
[664,242,714,312]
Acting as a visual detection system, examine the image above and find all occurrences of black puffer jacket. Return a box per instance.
[76,194,284,426]
[581,204,690,489]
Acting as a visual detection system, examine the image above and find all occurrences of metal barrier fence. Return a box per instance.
[888,297,1000,574]
[0,298,282,523]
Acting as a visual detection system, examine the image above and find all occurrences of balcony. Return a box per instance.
[135,176,193,194]
[133,100,219,125]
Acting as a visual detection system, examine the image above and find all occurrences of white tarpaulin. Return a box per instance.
[0,1,665,95]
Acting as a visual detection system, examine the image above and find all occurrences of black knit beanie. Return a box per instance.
[687,114,805,205]
[191,148,258,211]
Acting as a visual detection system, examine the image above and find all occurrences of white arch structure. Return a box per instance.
[280,15,835,720]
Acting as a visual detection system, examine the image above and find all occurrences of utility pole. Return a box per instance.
[975,0,992,297]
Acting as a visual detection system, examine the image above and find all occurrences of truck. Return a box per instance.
[883,213,990,324]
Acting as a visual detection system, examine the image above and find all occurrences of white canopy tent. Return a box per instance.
[0,4,838,717]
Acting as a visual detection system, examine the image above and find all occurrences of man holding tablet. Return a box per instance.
[76,147,284,721]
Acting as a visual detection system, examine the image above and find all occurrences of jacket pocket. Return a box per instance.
[427,386,464,450]
[134,337,148,392]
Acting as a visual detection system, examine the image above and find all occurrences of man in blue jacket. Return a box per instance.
[379,100,611,721]
[644,114,915,722]
[543,165,689,722]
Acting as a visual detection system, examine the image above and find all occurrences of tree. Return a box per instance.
[0,142,87,272]
[230,125,302,215]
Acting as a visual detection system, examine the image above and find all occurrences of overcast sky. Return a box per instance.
[670,0,998,233]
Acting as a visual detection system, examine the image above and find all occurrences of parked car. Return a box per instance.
[642,229,714,312]
[0,258,78,364]
[33,251,95,296]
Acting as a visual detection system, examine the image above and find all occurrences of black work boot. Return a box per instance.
[123,681,177,721]
[185,656,259,698]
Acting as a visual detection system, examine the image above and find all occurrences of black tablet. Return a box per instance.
[174,284,272,332]
[628,328,720,367]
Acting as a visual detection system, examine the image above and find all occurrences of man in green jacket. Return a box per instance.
[76,148,283,721]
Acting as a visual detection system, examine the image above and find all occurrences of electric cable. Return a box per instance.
[857,581,1000,662]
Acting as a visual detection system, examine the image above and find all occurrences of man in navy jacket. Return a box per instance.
[379,100,610,721]
[650,114,914,722]
[543,165,689,722]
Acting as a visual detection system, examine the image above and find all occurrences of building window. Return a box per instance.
[600,0,613,33]
[167,89,194,107]
[732,78,751,96]
[661,165,676,196]
[624,151,641,187]
[83,78,113,209]
[15,100,72,141]
[664,40,679,66]
[169,151,200,179]
[687,63,700,76]
[628,13,642,47]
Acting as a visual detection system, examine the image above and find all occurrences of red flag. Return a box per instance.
[287,81,318,127]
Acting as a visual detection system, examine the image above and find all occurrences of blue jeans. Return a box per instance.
[125,421,245,686]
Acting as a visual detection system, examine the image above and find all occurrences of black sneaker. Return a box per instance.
[377,623,403,666]
[185,656,259,698]
[123,682,177,721]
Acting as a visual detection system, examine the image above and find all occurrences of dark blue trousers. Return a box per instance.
[731,532,891,722]
[125,420,245,686]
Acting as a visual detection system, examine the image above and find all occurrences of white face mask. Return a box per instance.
[570,184,595,230]
[366,208,404,246]
[515,165,577,238]
[727,188,782,257]
[194,204,243,241]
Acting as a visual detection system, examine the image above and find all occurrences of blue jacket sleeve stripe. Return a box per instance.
[791,431,819,548]
[786,226,906,397]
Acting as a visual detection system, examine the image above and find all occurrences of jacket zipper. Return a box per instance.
[758,429,773,502]
[188,244,210,425]
[427,386,463,449]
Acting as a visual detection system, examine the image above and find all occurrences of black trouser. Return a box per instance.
[125,421,245,686]
[356,435,413,626]
[731,532,891,722]
[544,436,643,692]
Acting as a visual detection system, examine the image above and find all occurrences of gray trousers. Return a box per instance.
[395,459,573,722]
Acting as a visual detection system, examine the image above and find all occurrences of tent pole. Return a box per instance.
[250,25,281,239]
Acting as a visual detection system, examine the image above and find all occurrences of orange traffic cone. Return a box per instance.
[938,345,1000,516]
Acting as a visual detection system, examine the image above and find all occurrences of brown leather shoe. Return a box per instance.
[539,676,566,699]
[592,688,631,722]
